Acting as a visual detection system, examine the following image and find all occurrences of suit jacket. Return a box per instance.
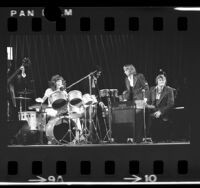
[147,85,175,116]
[125,73,149,100]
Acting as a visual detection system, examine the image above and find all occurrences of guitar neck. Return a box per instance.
[7,68,21,84]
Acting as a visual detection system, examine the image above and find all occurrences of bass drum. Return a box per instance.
[45,117,76,144]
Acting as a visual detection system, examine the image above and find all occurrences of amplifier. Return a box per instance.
[111,101,135,143]
[111,101,135,123]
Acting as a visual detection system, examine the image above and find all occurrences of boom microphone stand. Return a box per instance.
[66,70,101,144]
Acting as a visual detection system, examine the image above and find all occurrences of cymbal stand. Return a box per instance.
[90,105,100,142]
[19,96,22,112]
[7,100,10,121]
[102,108,110,142]
[88,75,100,143]
[81,107,91,143]
[103,94,113,142]
[24,88,27,111]
[81,116,90,143]
[95,106,102,142]
[65,70,101,143]
[88,75,93,142]
[59,116,75,144]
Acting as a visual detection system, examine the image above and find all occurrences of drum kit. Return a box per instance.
[14,69,128,145]
[15,84,147,145]
[16,88,99,145]
[45,90,100,144]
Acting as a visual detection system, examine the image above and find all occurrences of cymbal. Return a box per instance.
[18,89,33,95]
[15,96,31,100]
[28,103,49,110]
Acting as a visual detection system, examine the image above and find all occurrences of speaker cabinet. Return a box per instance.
[111,101,135,143]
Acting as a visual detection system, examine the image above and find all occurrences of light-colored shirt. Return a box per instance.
[156,86,164,100]
[128,74,134,87]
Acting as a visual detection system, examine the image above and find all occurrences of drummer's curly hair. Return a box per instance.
[48,74,66,91]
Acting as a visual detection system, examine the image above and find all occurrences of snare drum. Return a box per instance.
[45,107,57,119]
[18,111,46,131]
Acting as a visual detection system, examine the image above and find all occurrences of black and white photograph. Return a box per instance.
[0,5,198,183]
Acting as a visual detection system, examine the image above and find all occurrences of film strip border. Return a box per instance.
[2,7,197,183]
[0,144,195,182]
[6,160,188,176]
[7,16,188,32]
[5,7,190,33]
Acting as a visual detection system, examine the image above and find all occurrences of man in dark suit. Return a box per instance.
[123,64,149,101]
[123,64,149,143]
[147,74,175,142]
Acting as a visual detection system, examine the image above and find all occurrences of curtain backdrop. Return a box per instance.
[8,33,188,106]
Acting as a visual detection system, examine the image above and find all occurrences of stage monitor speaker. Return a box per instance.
[111,101,135,143]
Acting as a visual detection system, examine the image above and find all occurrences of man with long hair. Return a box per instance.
[123,64,149,143]
[123,64,149,101]
[36,74,67,106]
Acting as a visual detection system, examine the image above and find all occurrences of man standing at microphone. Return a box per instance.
[123,64,149,143]
[123,64,149,101]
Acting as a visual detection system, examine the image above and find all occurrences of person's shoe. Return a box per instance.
[127,138,134,143]
[142,137,153,143]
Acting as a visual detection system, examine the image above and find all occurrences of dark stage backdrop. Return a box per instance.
[8,33,188,106]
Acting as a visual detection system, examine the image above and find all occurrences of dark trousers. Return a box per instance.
[135,109,144,142]
[147,113,171,142]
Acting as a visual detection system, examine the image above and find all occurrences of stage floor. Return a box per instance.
[8,141,190,147]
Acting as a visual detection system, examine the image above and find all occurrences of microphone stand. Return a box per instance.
[66,70,98,90]
[88,74,100,143]
[142,90,152,143]
[66,70,100,144]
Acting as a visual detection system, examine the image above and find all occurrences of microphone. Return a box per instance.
[60,86,66,91]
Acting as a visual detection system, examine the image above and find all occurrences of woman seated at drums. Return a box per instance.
[35,74,68,112]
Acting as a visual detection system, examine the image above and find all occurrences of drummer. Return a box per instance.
[35,74,68,107]
[36,75,84,144]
